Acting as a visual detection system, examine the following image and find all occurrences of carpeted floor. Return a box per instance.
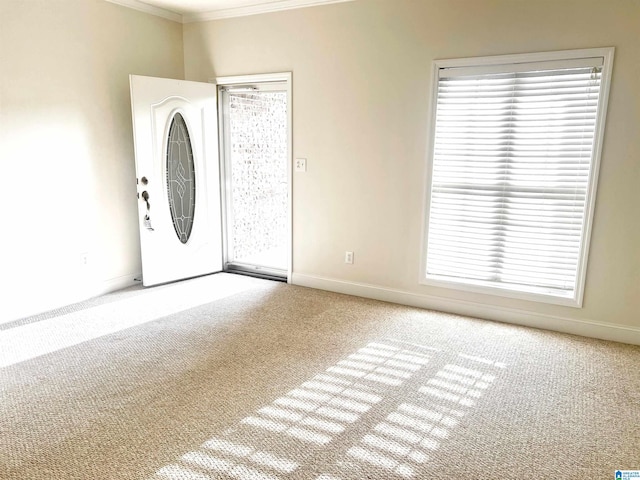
[1,273,639,479]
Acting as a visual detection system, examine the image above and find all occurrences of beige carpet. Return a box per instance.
[1,273,639,479]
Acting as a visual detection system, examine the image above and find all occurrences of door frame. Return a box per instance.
[212,72,293,283]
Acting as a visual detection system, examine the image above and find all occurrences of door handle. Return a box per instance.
[141,191,150,211]
[141,191,154,231]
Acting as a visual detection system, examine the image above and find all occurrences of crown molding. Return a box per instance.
[105,0,354,24]
[182,0,355,23]
[105,0,183,23]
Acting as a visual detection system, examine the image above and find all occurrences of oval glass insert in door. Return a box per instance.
[166,112,196,244]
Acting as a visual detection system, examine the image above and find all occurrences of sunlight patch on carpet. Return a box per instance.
[0,274,257,368]
[150,340,505,479]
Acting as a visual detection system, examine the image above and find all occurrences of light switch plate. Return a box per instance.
[295,158,307,172]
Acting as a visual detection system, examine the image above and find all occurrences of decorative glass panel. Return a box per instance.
[166,113,196,244]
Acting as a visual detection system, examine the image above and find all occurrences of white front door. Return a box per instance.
[130,75,222,286]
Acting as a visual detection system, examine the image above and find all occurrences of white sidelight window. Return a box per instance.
[421,48,614,306]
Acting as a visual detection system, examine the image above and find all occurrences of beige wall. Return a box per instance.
[0,0,184,320]
[183,0,640,329]
[1,0,637,332]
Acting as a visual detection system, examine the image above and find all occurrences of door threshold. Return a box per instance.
[225,265,287,283]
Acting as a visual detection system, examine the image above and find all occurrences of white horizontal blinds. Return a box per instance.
[427,60,603,297]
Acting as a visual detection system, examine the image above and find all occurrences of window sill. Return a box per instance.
[420,274,582,308]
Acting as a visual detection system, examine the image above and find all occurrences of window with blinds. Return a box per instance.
[423,49,614,306]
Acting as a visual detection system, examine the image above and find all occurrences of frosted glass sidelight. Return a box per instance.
[228,91,288,268]
[166,113,196,244]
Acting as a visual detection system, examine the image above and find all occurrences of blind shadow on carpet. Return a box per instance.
[150,339,507,480]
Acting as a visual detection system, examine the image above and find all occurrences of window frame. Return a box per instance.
[419,48,615,307]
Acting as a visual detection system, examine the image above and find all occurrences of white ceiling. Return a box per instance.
[107,0,354,23]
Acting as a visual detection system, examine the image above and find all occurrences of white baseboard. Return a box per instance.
[3,273,140,323]
[291,273,640,346]
[92,273,140,297]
